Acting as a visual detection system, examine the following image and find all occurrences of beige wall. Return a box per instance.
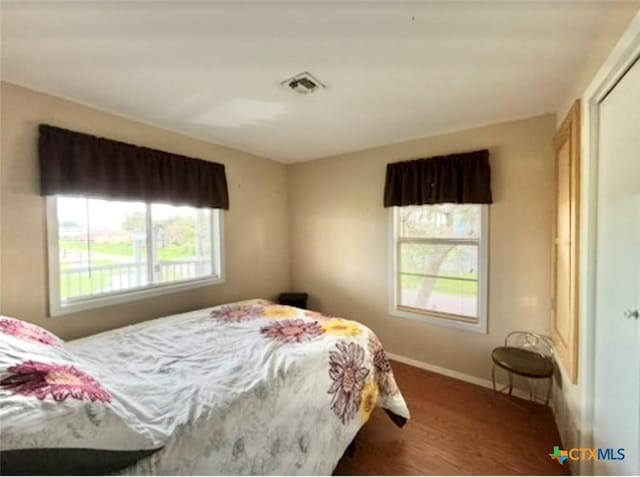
[0,82,290,339]
[0,81,567,384]
[288,114,556,381]
[556,3,639,123]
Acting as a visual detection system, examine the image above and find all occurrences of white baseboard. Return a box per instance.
[387,352,546,402]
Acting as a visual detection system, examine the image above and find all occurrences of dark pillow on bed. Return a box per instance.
[0,448,161,476]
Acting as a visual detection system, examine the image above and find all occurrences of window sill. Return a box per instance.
[389,306,487,334]
[50,275,225,317]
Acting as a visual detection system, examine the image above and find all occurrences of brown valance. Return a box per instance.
[383,149,492,207]
[38,125,229,209]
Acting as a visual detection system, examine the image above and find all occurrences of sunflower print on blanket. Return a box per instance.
[327,341,369,424]
[260,319,324,344]
[209,304,265,323]
[321,319,362,338]
[368,334,398,396]
[0,361,111,402]
[261,304,298,319]
[359,378,379,423]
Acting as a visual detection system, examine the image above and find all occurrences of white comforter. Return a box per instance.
[67,300,410,475]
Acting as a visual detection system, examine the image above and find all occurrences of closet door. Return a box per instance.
[593,57,640,475]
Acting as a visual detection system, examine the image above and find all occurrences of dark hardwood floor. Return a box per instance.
[335,361,570,476]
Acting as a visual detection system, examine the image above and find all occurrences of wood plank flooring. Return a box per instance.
[335,361,570,475]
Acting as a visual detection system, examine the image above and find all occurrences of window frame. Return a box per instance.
[46,196,225,316]
[388,204,489,334]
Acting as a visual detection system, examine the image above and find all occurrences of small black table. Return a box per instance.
[491,346,554,405]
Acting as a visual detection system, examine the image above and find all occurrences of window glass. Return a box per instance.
[399,204,481,239]
[58,197,148,300]
[54,196,220,309]
[393,204,485,325]
[150,204,212,284]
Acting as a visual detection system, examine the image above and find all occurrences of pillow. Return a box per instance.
[0,320,161,475]
[0,448,158,476]
[0,316,63,348]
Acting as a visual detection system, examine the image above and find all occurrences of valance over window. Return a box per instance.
[383,149,492,207]
[39,125,229,209]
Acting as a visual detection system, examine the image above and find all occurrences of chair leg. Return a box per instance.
[491,364,497,391]
[545,377,552,406]
[530,379,537,402]
[508,372,513,396]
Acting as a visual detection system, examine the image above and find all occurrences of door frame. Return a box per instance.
[580,11,640,475]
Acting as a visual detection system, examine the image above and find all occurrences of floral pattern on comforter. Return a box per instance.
[66,300,410,475]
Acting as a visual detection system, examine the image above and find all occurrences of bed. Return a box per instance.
[0,299,410,475]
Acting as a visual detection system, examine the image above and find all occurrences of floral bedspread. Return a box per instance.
[66,300,410,475]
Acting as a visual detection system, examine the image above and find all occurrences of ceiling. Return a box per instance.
[1,1,637,162]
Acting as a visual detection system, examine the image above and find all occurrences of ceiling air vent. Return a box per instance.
[281,72,325,94]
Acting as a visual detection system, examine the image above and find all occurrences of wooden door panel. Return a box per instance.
[554,243,571,343]
[551,101,580,384]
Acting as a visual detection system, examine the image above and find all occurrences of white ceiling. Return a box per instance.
[1,1,637,162]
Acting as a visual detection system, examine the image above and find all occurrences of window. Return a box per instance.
[389,204,488,333]
[47,196,224,315]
